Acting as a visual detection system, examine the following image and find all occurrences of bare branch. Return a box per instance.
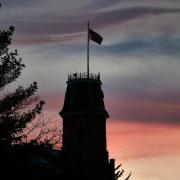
[22,113,62,149]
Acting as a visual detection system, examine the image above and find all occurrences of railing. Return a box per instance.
[68,72,100,81]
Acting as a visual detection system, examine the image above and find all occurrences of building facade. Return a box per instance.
[60,73,115,180]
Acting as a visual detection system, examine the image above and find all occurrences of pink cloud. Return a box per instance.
[106,120,180,179]
[42,94,64,111]
[107,120,180,160]
[105,94,180,124]
[41,94,180,179]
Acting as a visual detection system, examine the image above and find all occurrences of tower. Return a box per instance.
[60,72,112,180]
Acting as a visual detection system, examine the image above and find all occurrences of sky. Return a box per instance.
[1,0,180,179]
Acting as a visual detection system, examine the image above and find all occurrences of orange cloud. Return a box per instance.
[107,120,180,159]
[107,120,180,179]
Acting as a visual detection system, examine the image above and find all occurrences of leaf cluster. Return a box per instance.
[0,26,45,145]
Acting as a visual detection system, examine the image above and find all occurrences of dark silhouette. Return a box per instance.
[0,25,45,145]
[25,115,62,147]
[60,72,131,180]
[0,6,57,179]
[0,4,130,179]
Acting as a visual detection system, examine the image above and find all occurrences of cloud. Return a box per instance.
[8,41,180,126]
[2,0,180,126]
[107,121,180,159]
[107,121,180,179]
[101,37,180,59]
[126,155,180,180]
[2,2,180,179]
[106,97,180,124]
[1,0,40,8]
[1,0,180,46]
[94,6,180,26]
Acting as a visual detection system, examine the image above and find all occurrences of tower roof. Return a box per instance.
[60,72,109,118]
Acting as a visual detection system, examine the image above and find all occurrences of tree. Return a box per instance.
[0,26,45,145]
[0,5,63,179]
[23,114,62,148]
[114,164,131,180]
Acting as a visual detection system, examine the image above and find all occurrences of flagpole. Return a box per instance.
[87,21,90,78]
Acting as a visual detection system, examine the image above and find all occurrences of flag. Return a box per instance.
[89,28,103,45]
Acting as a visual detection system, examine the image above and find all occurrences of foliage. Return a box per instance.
[115,164,131,180]
[0,26,45,145]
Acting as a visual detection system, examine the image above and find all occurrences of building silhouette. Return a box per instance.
[60,72,115,180]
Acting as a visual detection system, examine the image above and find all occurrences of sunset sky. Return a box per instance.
[1,0,180,179]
